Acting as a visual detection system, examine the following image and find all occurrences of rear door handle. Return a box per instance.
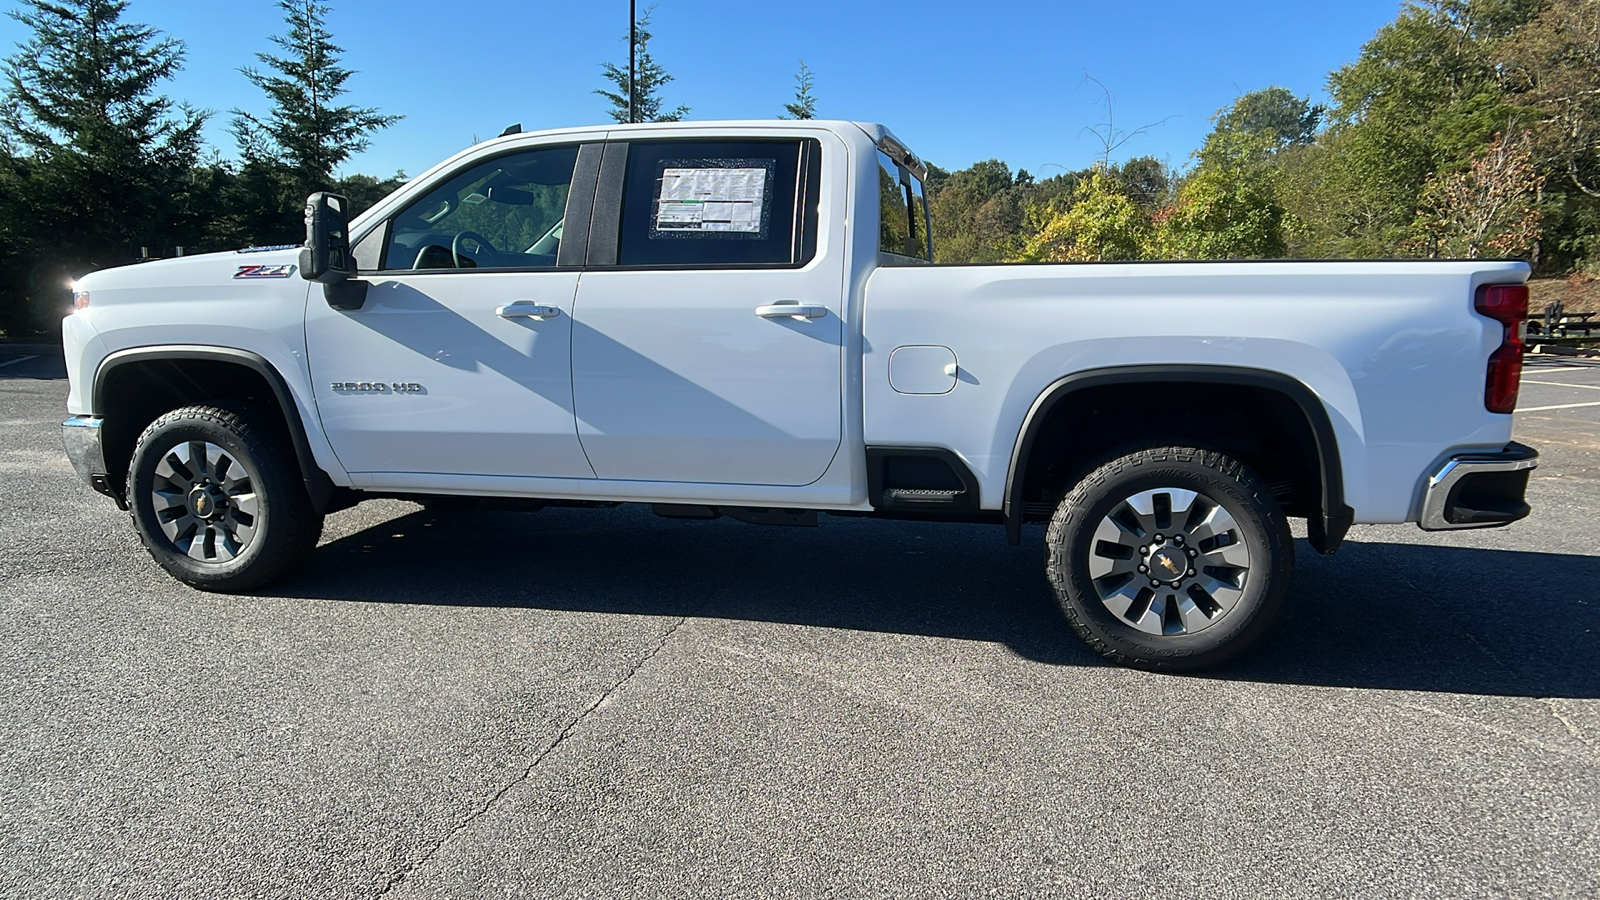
[496,301,562,319]
[755,300,827,319]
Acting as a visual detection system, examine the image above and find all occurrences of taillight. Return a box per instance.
[1476,283,1527,414]
[72,290,90,311]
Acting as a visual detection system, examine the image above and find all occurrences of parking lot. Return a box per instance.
[1,346,1596,898]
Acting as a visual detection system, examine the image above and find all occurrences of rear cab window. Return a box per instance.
[877,150,931,263]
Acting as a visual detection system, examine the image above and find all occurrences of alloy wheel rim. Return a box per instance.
[1086,487,1251,636]
[150,440,260,563]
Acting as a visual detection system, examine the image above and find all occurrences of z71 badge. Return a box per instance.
[234,264,297,279]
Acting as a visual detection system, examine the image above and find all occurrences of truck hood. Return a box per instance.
[74,245,304,294]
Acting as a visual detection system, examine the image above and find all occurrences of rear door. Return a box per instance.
[569,136,842,486]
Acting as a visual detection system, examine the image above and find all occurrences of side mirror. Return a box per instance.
[299,192,367,310]
[299,192,355,283]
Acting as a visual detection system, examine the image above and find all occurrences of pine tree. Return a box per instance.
[596,7,689,124]
[781,61,817,120]
[231,0,400,197]
[1,0,205,330]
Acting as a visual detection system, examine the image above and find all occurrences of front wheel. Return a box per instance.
[1046,446,1293,672]
[127,405,323,592]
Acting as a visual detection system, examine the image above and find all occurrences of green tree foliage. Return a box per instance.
[1014,170,1151,262]
[0,0,205,331]
[1316,0,1543,256]
[1212,86,1323,150]
[230,0,399,241]
[597,7,688,124]
[781,61,817,120]
[1155,135,1288,260]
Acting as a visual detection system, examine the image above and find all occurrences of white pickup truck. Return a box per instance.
[61,120,1538,670]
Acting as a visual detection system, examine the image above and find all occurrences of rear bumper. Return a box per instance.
[1419,442,1537,530]
[62,416,122,506]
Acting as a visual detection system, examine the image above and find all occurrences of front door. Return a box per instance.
[570,136,843,487]
[305,143,595,479]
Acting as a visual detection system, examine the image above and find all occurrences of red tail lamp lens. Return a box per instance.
[1476,284,1527,415]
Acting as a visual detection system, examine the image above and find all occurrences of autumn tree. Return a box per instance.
[1500,0,1600,199]
[1407,131,1544,258]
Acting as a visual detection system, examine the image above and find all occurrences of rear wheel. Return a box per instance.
[127,405,322,592]
[1046,446,1293,671]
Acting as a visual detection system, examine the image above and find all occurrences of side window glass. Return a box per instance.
[878,150,929,262]
[617,139,807,267]
[382,145,577,271]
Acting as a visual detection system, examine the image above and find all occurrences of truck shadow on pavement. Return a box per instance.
[283,506,1600,699]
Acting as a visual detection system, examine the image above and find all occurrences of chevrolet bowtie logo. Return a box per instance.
[1157,555,1181,575]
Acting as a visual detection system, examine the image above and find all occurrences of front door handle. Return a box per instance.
[496,301,562,319]
[755,300,827,319]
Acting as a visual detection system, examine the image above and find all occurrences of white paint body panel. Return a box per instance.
[305,270,593,478]
[63,120,1529,527]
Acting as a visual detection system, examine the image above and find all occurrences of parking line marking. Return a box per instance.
[1522,380,1600,390]
[1524,366,1596,374]
[0,355,38,369]
[1518,401,1600,412]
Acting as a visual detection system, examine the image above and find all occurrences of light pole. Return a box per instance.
[628,0,637,124]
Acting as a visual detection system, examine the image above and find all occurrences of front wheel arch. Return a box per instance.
[93,346,337,511]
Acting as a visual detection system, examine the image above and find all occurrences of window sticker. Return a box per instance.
[651,158,776,240]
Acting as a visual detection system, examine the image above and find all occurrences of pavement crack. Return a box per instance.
[1541,697,1599,757]
[374,615,690,897]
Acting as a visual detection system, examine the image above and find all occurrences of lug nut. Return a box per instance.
[1137,565,1148,573]
[1149,579,1161,587]
[1187,549,1198,557]
[1173,535,1184,545]
[1154,534,1164,542]
[1139,546,1148,555]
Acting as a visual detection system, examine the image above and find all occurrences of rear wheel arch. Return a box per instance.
[92,346,337,511]
[1003,365,1351,552]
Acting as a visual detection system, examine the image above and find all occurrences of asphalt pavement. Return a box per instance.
[1,347,1596,899]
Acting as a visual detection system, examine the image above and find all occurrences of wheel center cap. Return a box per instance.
[188,486,221,519]
[1149,547,1187,582]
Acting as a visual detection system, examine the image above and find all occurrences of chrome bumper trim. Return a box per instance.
[1419,443,1538,531]
[61,416,108,489]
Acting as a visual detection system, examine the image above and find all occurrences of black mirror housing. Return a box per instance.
[299,192,357,284]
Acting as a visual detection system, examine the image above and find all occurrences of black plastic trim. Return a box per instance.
[866,446,982,513]
[557,142,604,268]
[587,141,628,267]
[93,346,338,513]
[1002,365,1351,551]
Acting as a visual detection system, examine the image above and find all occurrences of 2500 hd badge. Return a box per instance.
[330,382,425,393]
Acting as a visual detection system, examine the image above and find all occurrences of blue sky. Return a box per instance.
[0,0,1404,179]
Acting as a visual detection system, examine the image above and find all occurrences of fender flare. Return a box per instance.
[93,345,338,512]
[1002,364,1353,553]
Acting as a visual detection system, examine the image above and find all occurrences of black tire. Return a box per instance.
[126,405,323,592]
[1045,446,1293,672]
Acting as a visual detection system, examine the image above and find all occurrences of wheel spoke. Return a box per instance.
[1089,517,1140,579]
[186,526,213,560]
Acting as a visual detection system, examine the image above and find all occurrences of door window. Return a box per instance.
[382,145,578,271]
[616,139,816,267]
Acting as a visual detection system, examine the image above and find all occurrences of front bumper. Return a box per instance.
[62,416,122,506]
[1419,441,1538,530]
